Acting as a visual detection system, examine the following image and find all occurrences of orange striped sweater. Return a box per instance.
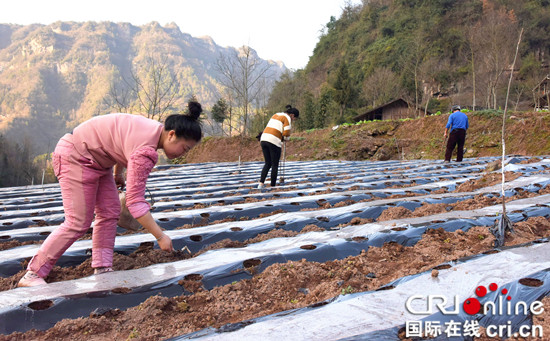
[260,112,291,148]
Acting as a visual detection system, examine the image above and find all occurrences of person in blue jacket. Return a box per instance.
[444,105,469,162]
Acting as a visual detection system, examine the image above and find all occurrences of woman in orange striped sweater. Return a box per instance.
[257,105,299,189]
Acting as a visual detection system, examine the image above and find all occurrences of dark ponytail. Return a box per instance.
[164,101,203,142]
[284,104,299,118]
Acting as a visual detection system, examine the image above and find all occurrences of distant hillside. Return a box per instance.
[184,111,550,164]
[0,21,287,154]
[265,0,550,131]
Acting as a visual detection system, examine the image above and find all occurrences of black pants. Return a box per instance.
[445,129,466,162]
[260,141,281,186]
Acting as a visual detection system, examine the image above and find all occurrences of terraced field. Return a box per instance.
[1,157,549,340]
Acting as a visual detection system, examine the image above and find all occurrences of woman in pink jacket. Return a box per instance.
[18,102,203,287]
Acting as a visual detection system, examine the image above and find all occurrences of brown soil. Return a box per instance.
[0,239,41,251]
[2,215,549,341]
[2,184,546,293]
[0,244,193,292]
[183,112,550,163]
[0,225,325,292]
[454,172,522,192]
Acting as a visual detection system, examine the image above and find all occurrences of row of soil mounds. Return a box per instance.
[2,215,550,340]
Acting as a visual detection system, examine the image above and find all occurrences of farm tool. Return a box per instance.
[279,141,286,184]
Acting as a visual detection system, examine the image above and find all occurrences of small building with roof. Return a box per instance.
[353,98,430,122]
[533,74,550,111]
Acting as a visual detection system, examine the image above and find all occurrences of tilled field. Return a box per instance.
[0,157,549,340]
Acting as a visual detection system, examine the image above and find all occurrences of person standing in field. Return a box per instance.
[18,101,203,287]
[444,105,469,162]
[257,105,299,189]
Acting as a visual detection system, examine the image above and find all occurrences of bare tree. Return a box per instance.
[475,1,519,109]
[215,46,273,137]
[466,25,479,110]
[400,29,429,111]
[105,80,132,113]
[362,67,401,108]
[491,28,523,248]
[107,54,180,121]
[0,84,8,117]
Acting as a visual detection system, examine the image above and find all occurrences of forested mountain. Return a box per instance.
[0,21,286,156]
[264,0,550,132]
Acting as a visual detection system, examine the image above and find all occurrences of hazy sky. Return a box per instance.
[0,0,362,69]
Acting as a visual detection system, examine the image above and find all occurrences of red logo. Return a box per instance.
[463,283,512,315]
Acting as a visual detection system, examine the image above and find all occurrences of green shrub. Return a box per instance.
[473,109,503,118]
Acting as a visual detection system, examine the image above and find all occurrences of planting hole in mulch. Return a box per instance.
[310,299,333,308]
[391,227,407,231]
[317,217,330,222]
[352,236,368,242]
[200,213,210,218]
[2,222,13,226]
[190,235,203,242]
[139,241,154,248]
[0,235,9,240]
[234,208,243,211]
[90,307,121,318]
[352,210,363,214]
[300,244,316,250]
[432,264,452,270]
[158,218,170,222]
[243,258,261,268]
[218,320,255,333]
[376,285,396,291]
[290,202,300,205]
[111,287,132,294]
[230,227,243,231]
[28,300,54,311]
[274,221,286,227]
[265,204,273,207]
[482,249,500,255]
[134,242,154,254]
[518,278,544,287]
[184,274,203,281]
[39,231,50,236]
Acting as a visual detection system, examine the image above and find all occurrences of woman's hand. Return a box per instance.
[136,212,174,253]
[156,233,174,252]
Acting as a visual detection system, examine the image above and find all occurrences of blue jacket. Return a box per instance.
[446,111,469,131]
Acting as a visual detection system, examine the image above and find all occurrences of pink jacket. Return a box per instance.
[64,114,164,218]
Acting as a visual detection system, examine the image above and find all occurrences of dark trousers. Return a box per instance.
[445,129,466,162]
[260,141,281,186]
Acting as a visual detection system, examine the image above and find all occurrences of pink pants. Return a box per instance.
[28,138,121,278]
